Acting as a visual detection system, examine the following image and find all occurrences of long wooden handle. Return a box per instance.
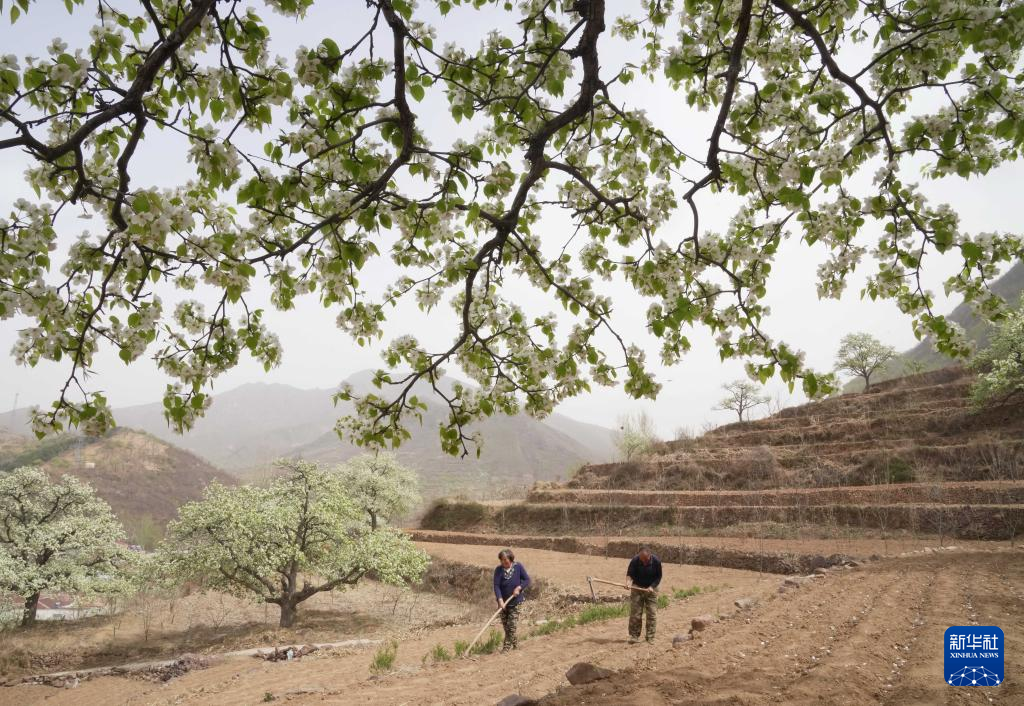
[590,577,654,593]
[466,595,512,655]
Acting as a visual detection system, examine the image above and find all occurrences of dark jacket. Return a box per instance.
[493,562,530,607]
[626,554,662,590]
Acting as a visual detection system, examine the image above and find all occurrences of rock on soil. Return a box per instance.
[497,695,537,706]
[690,615,717,632]
[258,645,318,662]
[140,655,210,683]
[672,634,693,648]
[734,597,758,611]
[565,662,614,685]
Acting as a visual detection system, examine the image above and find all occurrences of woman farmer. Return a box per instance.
[493,548,531,652]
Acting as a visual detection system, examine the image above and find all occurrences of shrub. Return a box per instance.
[886,457,914,484]
[370,640,398,674]
[453,640,470,657]
[656,594,670,609]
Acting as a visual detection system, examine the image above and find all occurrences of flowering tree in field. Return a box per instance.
[160,460,429,627]
[970,296,1024,406]
[835,332,897,390]
[717,379,769,421]
[0,466,132,626]
[1,0,1021,454]
[337,452,421,530]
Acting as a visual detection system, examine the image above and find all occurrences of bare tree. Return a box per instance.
[717,381,770,422]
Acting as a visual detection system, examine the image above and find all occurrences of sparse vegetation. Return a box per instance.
[370,640,398,675]
[0,435,91,473]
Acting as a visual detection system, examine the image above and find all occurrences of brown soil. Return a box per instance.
[538,548,1023,705]
[0,577,472,682]
[3,543,1019,705]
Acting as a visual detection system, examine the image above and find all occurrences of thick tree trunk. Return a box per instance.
[22,592,40,627]
[278,598,298,628]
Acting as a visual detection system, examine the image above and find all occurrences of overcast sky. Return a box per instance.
[1,2,1020,439]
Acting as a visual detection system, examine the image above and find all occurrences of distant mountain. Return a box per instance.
[0,428,235,544]
[1,371,616,499]
[114,382,337,469]
[288,400,602,499]
[846,262,1024,390]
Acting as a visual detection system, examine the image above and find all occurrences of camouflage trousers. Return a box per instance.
[501,601,522,651]
[628,589,657,640]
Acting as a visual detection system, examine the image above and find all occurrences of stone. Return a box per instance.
[734,597,758,611]
[497,695,536,706]
[672,634,692,648]
[808,554,828,569]
[565,662,614,685]
[845,560,860,568]
[690,615,717,632]
[784,576,809,588]
[813,568,828,575]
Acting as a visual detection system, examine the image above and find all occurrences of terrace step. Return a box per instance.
[527,481,1024,507]
[421,499,1024,540]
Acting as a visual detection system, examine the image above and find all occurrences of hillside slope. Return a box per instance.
[848,261,1024,389]
[3,371,615,499]
[1,428,235,533]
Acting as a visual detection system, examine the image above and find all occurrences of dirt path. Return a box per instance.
[3,545,1019,705]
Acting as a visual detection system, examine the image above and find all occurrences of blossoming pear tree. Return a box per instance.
[970,295,1024,406]
[1,0,1021,455]
[338,452,421,530]
[159,460,429,627]
[0,466,133,626]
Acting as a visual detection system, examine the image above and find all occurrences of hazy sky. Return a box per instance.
[1,2,1020,438]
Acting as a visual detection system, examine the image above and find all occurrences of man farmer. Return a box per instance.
[625,545,662,643]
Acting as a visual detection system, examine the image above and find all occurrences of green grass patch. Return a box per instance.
[370,639,398,675]
[426,643,451,663]
[656,594,670,609]
[453,639,469,657]
[672,585,703,600]
[469,629,502,656]
[576,601,631,625]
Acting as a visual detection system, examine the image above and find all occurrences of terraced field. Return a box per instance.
[423,368,1024,547]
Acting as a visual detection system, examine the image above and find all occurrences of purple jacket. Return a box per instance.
[493,563,530,607]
